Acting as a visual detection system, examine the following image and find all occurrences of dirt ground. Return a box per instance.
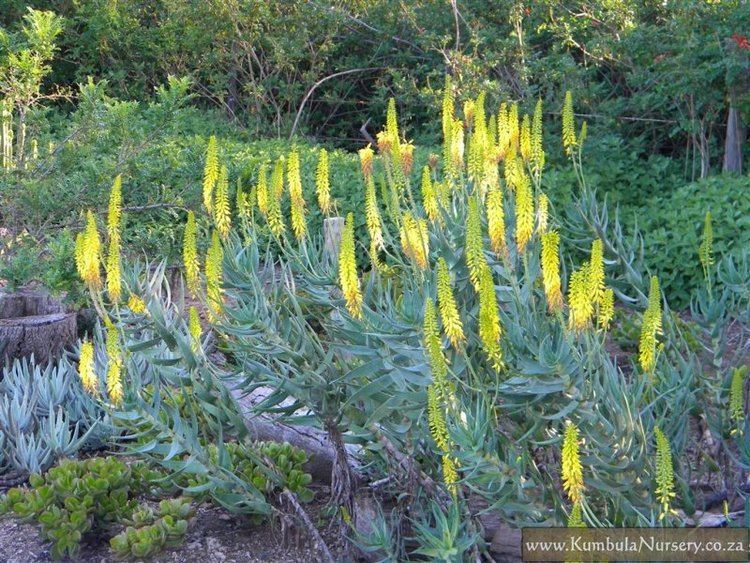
[0,495,343,563]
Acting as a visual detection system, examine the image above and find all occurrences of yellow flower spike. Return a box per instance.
[255,164,269,216]
[463,99,475,126]
[376,130,392,156]
[213,165,231,240]
[598,288,615,330]
[105,321,123,405]
[441,454,459,496]
[487,185,507,258]
[654,427,676,520]
[315,148,332,216]
[465,198,485,291]
[386,98,400,151]
[588,239,606,305]
[514,172,534,254]
[520,114,531,163]
[421,165,439,223]
[541,231,564,313]
[497,102,509,154]
[78,210,102,289]
[579,120,588,147]
[74,232,86,280]
[183,211,200,296]
[266,159,286,237]
[205,230,224,317]
[364,176,384,252]
[561,422,584,504]
[639,276,662,373]
[428,384,450,453]
[562,91,577,155]
[400,141,414,177]
[442,74,454,142]
[468,93,487,183]
[423,299,450,388]
[730,366,747,426]
[450,118,465,177]
[106,175,122,302]
[287,150,307,240]
[338,213,363,318]
[188,306,202,352]
[436,258,465,348]
[235,178,251,221]
[127,295,147,315]
[567,501,586,528]
[531,99,545,174]
[699,211,713,273]
[78,340,98,396]
[568,264,593,331]
[479,265,503,370]
[203,135,218,214]
[400,212,429,270]
[507,103,519,151]
[358,144,375,180]
[537,192,549,234]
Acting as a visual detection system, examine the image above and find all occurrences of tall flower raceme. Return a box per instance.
[519,113,531,163]
[465,198,485,291]
[561,422,584,504]
[203,135,219,214]
[183,211,200,296]
[188,306,202,353]
[567,502,585,528]
[127,294,147,315]
[339,213,363,319]
[205,230,223,317]
[105,174,122,302]
[400,212,429,270]
[421,165,440,224]
[76,210,102,289]
[423,298,458,494]
[105,320,123,405]
[441,74,454,143]
[497,102,509,155]
[568,263,593,332]
[699,211,713,279]
[507,103,519,152]
[213,165,231,240]
[364,175,384,255]
[541,231,564,313]
[235,178,249,222]
[449,119,465,179]
[467,92,487,184]
[730,366,747,430]
[654,427,676,520]
[359,144,374,180]
[514,171,534,254]
[400,141,415,177]
[316,148,332,216]
[639,275,662,373]
[255,163,269,216]
[486,184,507,258]
[588,239,606,306]
[598,288,615,330]
[436,258,465,349]
[531,98,545,176]
[266,159,286,237]
[287,149,307,240]
[562,91,576,155]
[537,192,549,234]
[78,339,98,396]
[478,265,503,370]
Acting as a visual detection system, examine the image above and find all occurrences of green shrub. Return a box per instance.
[637,175,750,307]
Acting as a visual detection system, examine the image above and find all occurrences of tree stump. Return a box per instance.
[0,288,76,364]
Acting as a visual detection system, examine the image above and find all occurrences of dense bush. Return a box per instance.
[636,175,750,307]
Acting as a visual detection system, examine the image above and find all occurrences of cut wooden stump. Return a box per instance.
[0,288,76,364]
